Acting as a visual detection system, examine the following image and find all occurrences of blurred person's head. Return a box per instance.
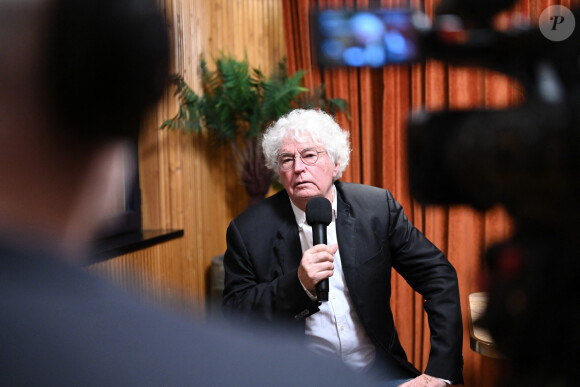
[0,0,169,259]
[262,109,351,210]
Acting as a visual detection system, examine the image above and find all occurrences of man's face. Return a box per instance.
[278,134,339,211]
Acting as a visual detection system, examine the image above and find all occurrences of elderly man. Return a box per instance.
[223,109,464,386]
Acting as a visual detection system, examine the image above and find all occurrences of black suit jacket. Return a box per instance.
[223,181,464,384]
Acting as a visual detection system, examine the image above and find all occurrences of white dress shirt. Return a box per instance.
[290,185,376,373]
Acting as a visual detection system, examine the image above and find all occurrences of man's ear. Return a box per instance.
[333,163,340,179]
[63,140,135,251]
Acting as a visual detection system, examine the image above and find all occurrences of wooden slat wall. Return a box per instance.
[88,0,286,317]
[89,237,203,320]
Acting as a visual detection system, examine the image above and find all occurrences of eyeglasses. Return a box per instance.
[276,148,327,171]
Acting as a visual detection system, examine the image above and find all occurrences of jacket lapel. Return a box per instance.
[273,197,303,274]
[335,183,358,290]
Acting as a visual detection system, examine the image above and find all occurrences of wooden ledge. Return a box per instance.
[88,229,184,264]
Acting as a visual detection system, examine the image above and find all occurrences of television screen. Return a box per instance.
[312,9,422,67]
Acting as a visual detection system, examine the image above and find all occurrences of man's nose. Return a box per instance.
[293,155,306,172]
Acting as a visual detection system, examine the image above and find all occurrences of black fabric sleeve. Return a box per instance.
[387,191,464,384]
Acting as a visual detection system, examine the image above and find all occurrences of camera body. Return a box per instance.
[313,2,580,383]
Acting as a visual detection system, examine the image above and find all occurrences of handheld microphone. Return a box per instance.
[305,196,333,302]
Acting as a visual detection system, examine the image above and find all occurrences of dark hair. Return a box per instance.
[46,0,170,145]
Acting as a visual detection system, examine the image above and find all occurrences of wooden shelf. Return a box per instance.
[88,229,184,264]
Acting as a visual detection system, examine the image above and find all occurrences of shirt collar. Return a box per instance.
[289,185,338,229]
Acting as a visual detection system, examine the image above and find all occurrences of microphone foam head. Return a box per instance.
[306,197,332,226]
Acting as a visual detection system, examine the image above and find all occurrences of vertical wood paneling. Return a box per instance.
[88,238,202,319]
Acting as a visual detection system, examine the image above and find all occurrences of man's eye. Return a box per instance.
[302,152,317,160]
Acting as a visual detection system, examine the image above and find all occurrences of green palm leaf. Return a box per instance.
[161,53,349,145]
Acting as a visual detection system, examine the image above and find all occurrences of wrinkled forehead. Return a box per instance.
[279,129,324,152]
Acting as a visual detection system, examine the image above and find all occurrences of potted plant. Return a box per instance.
[161,53,348,206]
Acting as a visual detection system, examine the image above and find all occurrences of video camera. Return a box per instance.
[313,2,580,383]
[312,0,580,230]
